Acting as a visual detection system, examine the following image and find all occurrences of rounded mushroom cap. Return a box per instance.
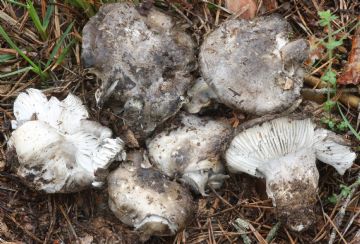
[199,15,307,115]
[108,164,195,240]
[82,2,196,140]
[147,114,233,195]
[7,89,125,193]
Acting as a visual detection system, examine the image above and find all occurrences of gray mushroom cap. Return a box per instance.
[7,89,125,193]
[82,2,196,140]
[199,15,308,115]
[225,117,356,231]
[108,162,195,240]
[147,114,233,195]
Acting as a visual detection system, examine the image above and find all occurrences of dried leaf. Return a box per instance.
[225,0,257,19]
[0,84,11,94]
[338,27,360,85]
[263,0,278,11]
[305,36,325,65]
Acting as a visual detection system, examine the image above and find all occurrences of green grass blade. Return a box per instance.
[55,39,76,65]
[26,0,47,40]
[0,54,15,63]
[5,0,27,7]
[0,66,32,79]
[66,0,95,17]
[43,2,54,30]
[337,103,360,141]
[46,22,74,67]
[0,26,42,75]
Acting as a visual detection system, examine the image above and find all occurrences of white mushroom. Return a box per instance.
[225,117,356,231]
[184,77,217,114]
[7,89,125,193]
[199,15,308,115]
[108,159,195,240]
[82,2,196,140]
[147,114,233,195]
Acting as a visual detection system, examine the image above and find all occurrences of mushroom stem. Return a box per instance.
[263,148,318,232]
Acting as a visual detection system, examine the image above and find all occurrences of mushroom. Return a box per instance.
[147,114,233,195]
[82,2,196,140]
[108,153,195,240]
[184,77,217,114]
[7,88,125,193]
[199,15,308,115]
[225,117,356,231]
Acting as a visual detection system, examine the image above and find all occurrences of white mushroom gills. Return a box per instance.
[225,117,356,231]
[8,88,125,193]
[147,114,232,195]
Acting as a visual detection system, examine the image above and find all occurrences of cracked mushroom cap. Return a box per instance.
[147,114,233,195]
[225,117,356,231]
[199,15,308,115]
[108,163,195,240]
[7,89,125,193]
[82,2,196,140]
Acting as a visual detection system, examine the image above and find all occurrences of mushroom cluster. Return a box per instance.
[6,1,356,241]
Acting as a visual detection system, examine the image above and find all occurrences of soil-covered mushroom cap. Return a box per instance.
[82,2,196,140]
[147,114,233,195]
[7,89,125,193]
[199,15,308,115]
[108,163,195,240]
[225,117,355,231]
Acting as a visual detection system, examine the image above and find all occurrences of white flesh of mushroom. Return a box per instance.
[147,114,232,195]
[8,88,125,193]
[225,117,356,231]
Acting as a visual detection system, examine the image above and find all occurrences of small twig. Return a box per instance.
[343,211,360,236]
[302,87,359,94]
[201,0,232,14]
[169,3,193,26]
[324,213,348,244]
[266,222,282,243]
[284,228,296,244]
[43,196,56,244]
[328,172,360,244]
[7,215,43,243]
[350,228,360,244]
[304,75,360,109]
[232,218,252,244]
[59,205,78,240]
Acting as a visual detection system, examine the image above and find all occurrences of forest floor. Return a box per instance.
[0,0,359,243]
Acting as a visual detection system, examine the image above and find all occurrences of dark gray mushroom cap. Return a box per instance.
[82,2,196,140]
[199,15,308,115]
[108,163,195,240]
